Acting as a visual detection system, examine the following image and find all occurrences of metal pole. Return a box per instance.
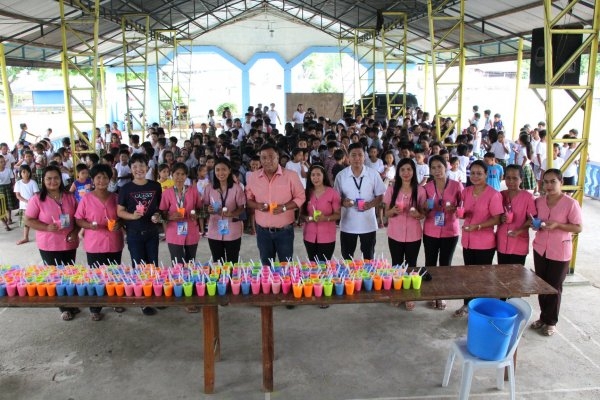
[512,38,523,141]
[0,44,15,143]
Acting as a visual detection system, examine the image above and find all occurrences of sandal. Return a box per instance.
[90,312,104,321]
[543,325,557,336]
[113,307,126,313]
[453,305,469,318]
[405,301,415,311]
[530,319,545,330]
[429,300,438,309]
[61,311,74,321]
[185,306,200,313]
[436,300,447,310]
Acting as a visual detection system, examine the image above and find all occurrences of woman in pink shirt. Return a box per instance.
[496,164,536,266]
[530,169,582,336]
[203,157,246,263]
[302,164,341,261]
[25,165,81,321]
[159,162,203,264]
[384,158,426,311]
[75,163,125,321]
[454,160,503,318]
[422,155,464,310]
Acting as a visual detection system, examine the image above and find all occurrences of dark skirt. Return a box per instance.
[0,183,18,211]
[522,163,536,190]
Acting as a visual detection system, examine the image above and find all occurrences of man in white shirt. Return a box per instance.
[266,103,282,129]
[364,146,384,174]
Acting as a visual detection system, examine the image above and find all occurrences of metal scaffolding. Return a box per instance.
[175,39,193,139]
[121,14,150,137]
[0,44,14,143]
[59,0,99,164]
[427,0,465,141]
[381,12,408,122]
[534,0,599,273]
[355,29,376,118]
[155,30,177,135]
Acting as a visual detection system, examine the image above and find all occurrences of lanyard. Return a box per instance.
[352,176,363,195]
[434,178,449,207]
[50,193,64,213]
[173,185,187,208]
[219,187,229,207]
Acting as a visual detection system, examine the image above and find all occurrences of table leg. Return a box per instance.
[203,305,218,394]
[261,306,274,392]
[505,348,518,381]
[214,306,221,361]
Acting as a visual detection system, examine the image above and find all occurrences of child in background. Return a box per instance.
[195,164,210,237]
[70,163,93,202]
[484,152,504,191]
[244,157,261,235]
[157,163,174,190]
[115,150,131,190]
[331,149,347,182]
[0,155,16,229]
[447,156,463,183]
[414,149,429,186]
[101,153,119,193]
[14,165,39,244]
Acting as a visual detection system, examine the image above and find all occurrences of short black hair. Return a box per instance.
[90,163,113,180]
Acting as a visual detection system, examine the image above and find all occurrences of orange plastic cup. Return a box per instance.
[177,207,185,217]
[393,276,403,290]
[303,282,314,297]
[142,282,153,297]
[373,275,383,291]
[106,282,116,296]
[36,283,47,297]
[46,282,57,297]
[344,279,355,295]
[269,202,277,213]
[26,283,37,297]
[292,283,303,299]
[163,282,173,297]
[115,282,125,296]
[107,219,116,231]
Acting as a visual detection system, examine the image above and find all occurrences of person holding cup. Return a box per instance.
[383,158,426,311]
[117,153,162,316]
[75,163,125,321]
[334,143,387,260]
[496,165,536,265]
[203,157,246,263]
[422,155,464,310]
[24,165,81,321]
[302,164,341,261]
[453,160,503,318]
[530,169,582,337]
[159,162,203,263]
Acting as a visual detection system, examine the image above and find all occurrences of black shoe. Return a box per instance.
[285,305,295,309]
[156,306,167,310]
[141,307,157,316]
[113,307,126,313]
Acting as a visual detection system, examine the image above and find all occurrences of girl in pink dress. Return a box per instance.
[530,169,582,336]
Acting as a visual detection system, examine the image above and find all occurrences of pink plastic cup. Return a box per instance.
[17,282,27,297]
[354,277,363,292]
[505,211,514,223]
[196,282,206,296]
[230,280,240,295]
[382,275,393,290]
[6,283,17,297]
[133,284,143,297]
[313,282,323,297]
[456,207,465,218]
[261,279,272,295]
[251,279,261,295]
[271,280,281,294]
[282,279,292,295]
[124,283,134,297]
[152,282,163,296]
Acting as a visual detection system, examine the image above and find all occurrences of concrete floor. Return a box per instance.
[1,198,600,400]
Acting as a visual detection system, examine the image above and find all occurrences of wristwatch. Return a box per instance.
[282,205,287,212]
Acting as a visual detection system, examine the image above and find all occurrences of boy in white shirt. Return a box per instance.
[14,164,39,245]
[447,156,463,183]
[364,146,384,174]
[414,149,430,186]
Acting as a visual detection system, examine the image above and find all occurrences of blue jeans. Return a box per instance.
[127,232,159,266]
[256,224,294,266]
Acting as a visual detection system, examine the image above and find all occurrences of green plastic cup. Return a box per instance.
[323,281,333,297]
[183,282,194,297]
[206,281,217,296]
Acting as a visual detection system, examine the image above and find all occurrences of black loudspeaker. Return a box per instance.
[529,26,582,85]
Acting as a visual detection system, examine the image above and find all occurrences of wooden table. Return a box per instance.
[0,264,557,393]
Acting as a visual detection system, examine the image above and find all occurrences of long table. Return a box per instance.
[0,264,557,393]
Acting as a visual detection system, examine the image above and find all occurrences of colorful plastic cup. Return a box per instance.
[282,279,291,295]
[183,282,194,297]
[261,279,272,295]
[65,283,76,296]
[217,281,227,296]
[45,282,56,297]
[136,203,145,214]
[142,282,153,297]
[313,282,323,297]
[532,217,542,229]
[76,283,87,297]
[6,283,18,297]
[241,280,251,295]
[206,281,217,296]
[363,277,373,292]
[356,198,365,211]
[195,282,205,296]
[133,284,144,297]
[505,211,514,223]
[402,275,412,289]
[177,207,185,217]
[107,219,116,231]
[292,283,303,299]
[456,207,465,218]
[411,274,422,290]
[393,276,403,290]
[426,198,435,209]
[115,282,125,296]
[173,283,183,297]
[373,275,383,291]
[269,202,277,213]
[334,281,344,296]
[344,279,355,295]
[251,279,261,295]
[271,280,281,294]
[85,283,95,296]
[163,282,173,297]
[0,284,6,297]
[382,275,393,290]
[95,283,106,297]
[106,282,116,296]
[303,282,314,298]
[152,282,163,297]
[124,283,134,297]
[36,283,47,297]
[17,282,27,297]
[353,277,362,292]
[230,279,241,295]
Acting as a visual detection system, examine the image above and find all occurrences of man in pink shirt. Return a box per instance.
[246,143,306,266]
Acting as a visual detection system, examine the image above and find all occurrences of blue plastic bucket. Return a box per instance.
[467,298,518,361]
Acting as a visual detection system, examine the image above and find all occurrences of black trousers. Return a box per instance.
[423,235,459,267]
[388,238,421,268]
[462,247,496,306]
[208,238,241,263]
[167,243,199,264]
[86,252,123,314]
[304,241,336,262]
[497,252,526,266]
[534,250,569,326]
[39,249,78,314]
[340,231,376,260]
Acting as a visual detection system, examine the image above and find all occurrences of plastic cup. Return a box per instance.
[323,281,333,297]
[282,279,291,295]
[76,283,87,297]
[251,279,261,295]
[212,201,222,213]
[86,283,96,296]
[241,280,251,295]
[303,282,314,297]
[163,282,173,297]
[173,283,183,297]
[206,281,217,296]
[17,283,27,297]
[411,274,422,290]
[107,219,116,231]
[532,217,542,229]
[334,281,344,296]
[393,276,403,290]
[95,283,106,297]
[356,198,365,211]
[292,283,303,299]
[136,203,145,214]
[217,281,227,296]
[124,283,134,297]
[44,282,55,297]
[402,275,411,289]
[456,207,465,218]
[36,283,47,297]
[373,275,383,291]
[133,284,144,297]
[269,202,277,213]
[313,282,323,297]
[426,198,435,209]
[382,275,393,290]
[271,279,281,294]
[106,282,116,296]
[230,279,241,295]
[152,282,163,297]
[261,279,272,295]
[115,282,125,296]
[183,282,194,297]
[353,277,362,292]
[505,211,514,224]
[363,277,373,292]
[142,282,153,297]
[6,283,17,297]
[0,284,5,297]
[195,282,206,296]
[177,207,185,217]
[65,283,75,297]
[344,279,355,295]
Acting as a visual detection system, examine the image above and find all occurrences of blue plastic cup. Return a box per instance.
[217,281,227,296]
[94,283,106,297]
[56,284,66,296]
[427,198,435,209]
[241,280,251,295]
[65,284,76,296]
[173,283,183,298]
[76,284,87,296]
[86,283,96,296]
[334,281,344,296]
[363,277,374,292]
[0,284,6,297]
[532,217,542,229]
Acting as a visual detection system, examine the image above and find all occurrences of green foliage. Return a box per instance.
[216,102,237,116]
[313,79,335,93]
